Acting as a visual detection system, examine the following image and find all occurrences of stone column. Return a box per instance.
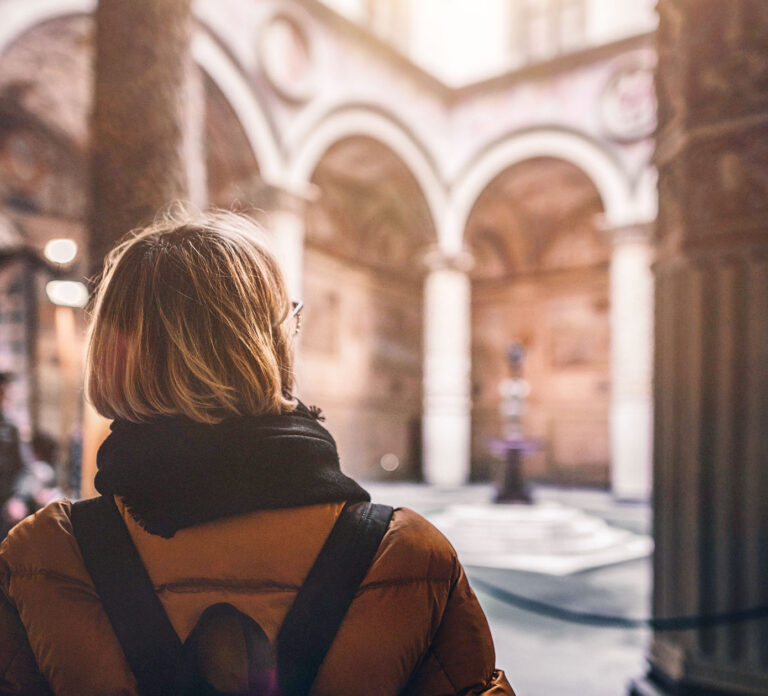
[631,2,768,694]
[183,59,208,210]
[253,184,310,299]
[89,0,200,274]
[422,248,473,487]
[607,223,654,500]
[84,0,201,494]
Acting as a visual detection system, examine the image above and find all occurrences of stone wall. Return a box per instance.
[297,246,423,480]
[472,267,610,485]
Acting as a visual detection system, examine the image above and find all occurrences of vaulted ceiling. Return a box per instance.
[306,136,436,280]
[466,157,609,281]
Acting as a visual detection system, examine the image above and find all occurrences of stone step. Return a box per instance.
[426,502,653,576]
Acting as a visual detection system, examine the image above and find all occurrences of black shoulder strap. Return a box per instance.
[70,496,183,696]
[277,501,394,696]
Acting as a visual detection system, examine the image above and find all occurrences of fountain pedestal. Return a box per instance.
[488,435,537,503]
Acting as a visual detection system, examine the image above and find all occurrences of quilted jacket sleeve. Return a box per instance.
[0,586,52,696]
[402,558,515,696]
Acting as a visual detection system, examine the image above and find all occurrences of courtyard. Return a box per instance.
[367,482,652,696]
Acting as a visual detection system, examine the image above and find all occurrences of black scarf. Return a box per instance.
[95,402,370,538]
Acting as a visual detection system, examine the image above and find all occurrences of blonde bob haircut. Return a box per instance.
[86,207,297,423]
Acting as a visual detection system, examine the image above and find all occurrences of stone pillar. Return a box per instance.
[89,0,200,274]
[631,2,768,694]
[422,248,473,487]
[85,0,200,494]
[183,59,209,210]
[253,184,309,299]
[607,223,654,500]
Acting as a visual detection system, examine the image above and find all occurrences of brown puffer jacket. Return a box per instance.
[0,497,515,696]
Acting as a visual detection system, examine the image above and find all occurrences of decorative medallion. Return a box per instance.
[600,63,657,142]
[259,13,316,103]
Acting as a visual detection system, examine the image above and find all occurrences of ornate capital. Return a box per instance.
[601,221,655,246]
[421,245,474,273]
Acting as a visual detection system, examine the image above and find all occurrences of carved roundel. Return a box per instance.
[600,63,657,142]
[259,12,316,103]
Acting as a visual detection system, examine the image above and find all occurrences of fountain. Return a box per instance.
[488,341,537,503]
[412,341,653,575]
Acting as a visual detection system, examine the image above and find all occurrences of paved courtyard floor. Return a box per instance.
[365,483,652,696]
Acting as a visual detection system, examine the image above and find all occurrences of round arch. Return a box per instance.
[287,106,447,237]
[191,32,283,183]
[0,0,284,184]
[446,128,635,254]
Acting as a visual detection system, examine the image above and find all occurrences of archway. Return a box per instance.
[0,5,282,186]
[191,31,283,184]
[203,74,262,207]
[298,135,436,481]
[447,127,634,253]
[287,105,446,237]
[467,157,612,486]
[0,13,270,451]
[0,13,271,232]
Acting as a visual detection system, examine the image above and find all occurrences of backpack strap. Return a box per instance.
[70,496,183,696]
[277,501,394,696]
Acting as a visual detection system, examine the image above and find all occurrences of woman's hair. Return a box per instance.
[86,206,297,423]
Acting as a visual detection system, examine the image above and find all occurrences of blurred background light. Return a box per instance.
[380,453,400,472]
[44,239,78,265]
[45,280,88,308]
